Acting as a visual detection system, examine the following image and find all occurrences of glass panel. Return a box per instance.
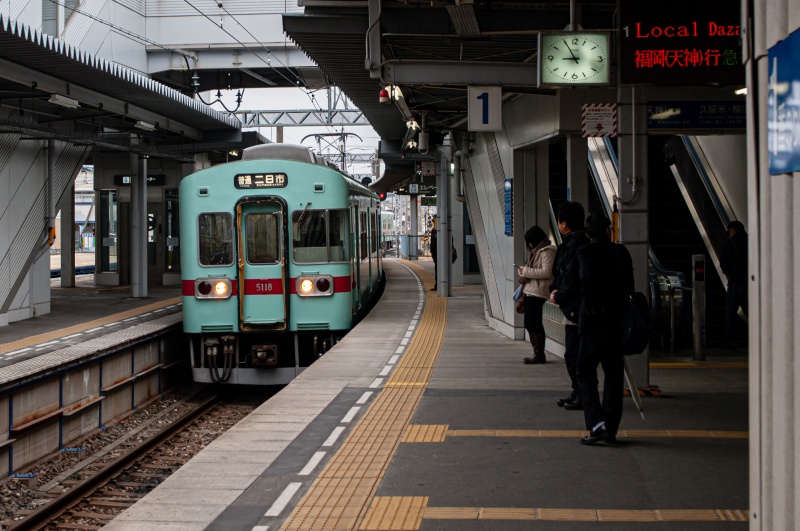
[165,191,180,272]
[99,190,118,272]
[246,213,280,264]
[198,213,233,266]
[328,210,349,262]
[292,210,327,263]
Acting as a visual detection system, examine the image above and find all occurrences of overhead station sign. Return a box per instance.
[619,0,744,85]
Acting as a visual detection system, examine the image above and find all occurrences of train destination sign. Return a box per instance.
[234,173,287,189]
[619,0,744,85]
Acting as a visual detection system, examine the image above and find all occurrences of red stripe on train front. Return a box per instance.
[243,278,284,295]
[288,276,352,294]
[182,279,239,296]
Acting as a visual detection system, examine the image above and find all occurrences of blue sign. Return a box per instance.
[768,29,800,174]
[647,101,745,130]
[504,179,513,236]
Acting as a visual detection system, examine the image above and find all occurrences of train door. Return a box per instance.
[350,204,361,314]
[237,201,286,329]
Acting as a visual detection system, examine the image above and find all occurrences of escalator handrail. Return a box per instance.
[680,136,733,230]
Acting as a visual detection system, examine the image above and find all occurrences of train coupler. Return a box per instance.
[252,345,278,366]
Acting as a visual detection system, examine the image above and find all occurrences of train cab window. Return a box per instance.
[328,209,349,262]
[292,209,349,263]
[292,210,328,263]
[198,213,233,266]
[245,213,280,264]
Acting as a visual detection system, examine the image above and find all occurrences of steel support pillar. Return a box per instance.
[131,155,148,298]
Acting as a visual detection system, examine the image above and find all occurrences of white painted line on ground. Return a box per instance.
[252,526,269,531]
[394,346,405,354]
[264,482,302,517]
[299,451,326,476]
[4,348,32,358]
[403,331,413,338]
[34,341,59,348]
[356,391,373,404]
[84,327,105,333]
[369,378,383,389]
[379,365,392,376]
[140,313,153,317]
[62,333,83,339]
[153,308,165,313]
[122,317,139,322]
[400,338,409,346]
[104,322,120,328]
[389,355,400,365]
[323,427,346,447]
[410,319,418,326]
[342,406,361,423]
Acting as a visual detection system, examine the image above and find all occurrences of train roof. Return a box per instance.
[242,143,330,166]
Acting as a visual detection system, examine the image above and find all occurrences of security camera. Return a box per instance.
[418,131,429,153]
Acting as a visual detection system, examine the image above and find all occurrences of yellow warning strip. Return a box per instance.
[0,297,181,354]
[281,260,446,531]
[359,499,749,529]
[422,506,749,522]
[400,425,748,441]
[650,361,748,369]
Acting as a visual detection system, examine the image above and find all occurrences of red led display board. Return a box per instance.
[619,0,744,85]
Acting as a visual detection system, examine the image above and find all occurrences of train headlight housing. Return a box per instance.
[296,275,334,297]
[195,278,233,299]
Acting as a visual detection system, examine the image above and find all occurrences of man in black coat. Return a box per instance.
[720,220,748,348]
[546,202,587,410]
[575,214,634,445]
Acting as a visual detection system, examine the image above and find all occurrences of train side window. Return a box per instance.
[245,213,280,264]
[328,209,349,262]
[198,213,233,266]
[292,210,327,263]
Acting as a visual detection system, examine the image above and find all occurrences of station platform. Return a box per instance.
[93,258,749,531]
[0,274,181,369]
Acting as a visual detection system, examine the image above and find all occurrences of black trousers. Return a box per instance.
[576,329,624,436]
[564,325,580,392]
[524,295,546,338]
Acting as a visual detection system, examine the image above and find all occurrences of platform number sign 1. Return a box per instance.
[468,86,502,131]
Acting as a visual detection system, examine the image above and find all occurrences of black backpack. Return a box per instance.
[613,243,651,355]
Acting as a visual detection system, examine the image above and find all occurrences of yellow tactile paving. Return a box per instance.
[360,497,427,530]
[0,297,181,354]
[650,361,748,369]
[437,427,749,440]
[281,261,446,531]
[426,505,750,523]
[401,424,448,443]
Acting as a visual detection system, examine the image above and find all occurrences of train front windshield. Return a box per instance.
[292,209,349,263]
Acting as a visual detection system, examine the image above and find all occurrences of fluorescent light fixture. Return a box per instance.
[134,121,156,132]
[735,87,748,96]
[650,108,681,120]
[406,120,420,130]
[48,94,80,109]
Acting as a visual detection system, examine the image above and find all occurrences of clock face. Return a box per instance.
[539,33,610,86]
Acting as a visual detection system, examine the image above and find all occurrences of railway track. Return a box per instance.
[1,385,272,530]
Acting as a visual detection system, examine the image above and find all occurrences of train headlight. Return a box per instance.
[300,278,314,294]
[296,275,334,297]
[195,278,232,299]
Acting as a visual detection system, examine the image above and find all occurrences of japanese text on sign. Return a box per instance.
[234,173,287,189]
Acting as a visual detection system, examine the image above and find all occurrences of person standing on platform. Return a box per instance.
[548,201,588,410]
[518,226,556,364]
[720,220,748,349]
[430,228,438,291]
[575,214,634,446]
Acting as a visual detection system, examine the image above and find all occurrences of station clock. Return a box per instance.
[538,32,611,87]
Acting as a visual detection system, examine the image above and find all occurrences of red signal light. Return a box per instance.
[378,192,387,201]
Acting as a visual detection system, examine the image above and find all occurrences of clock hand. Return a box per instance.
[563,40,579,62]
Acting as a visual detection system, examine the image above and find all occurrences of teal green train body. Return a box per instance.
[180,144,384,385]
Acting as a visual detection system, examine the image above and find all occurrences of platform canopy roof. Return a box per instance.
[0,14,243,161]
[283,0,617,192]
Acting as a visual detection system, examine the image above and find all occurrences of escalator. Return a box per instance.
[586,136,737,349]
[586,137,688,351]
